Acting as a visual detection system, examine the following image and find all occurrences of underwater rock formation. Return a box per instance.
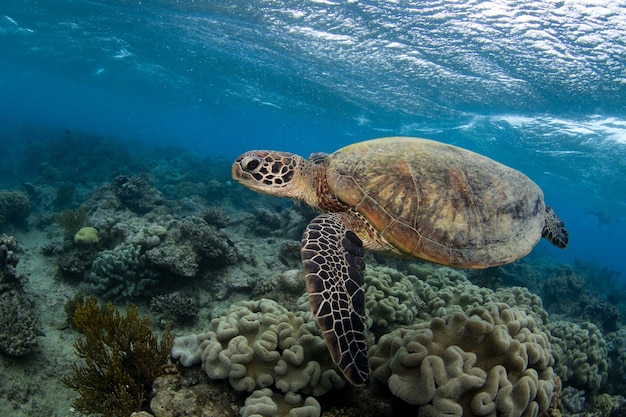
[0,235,38,356]
[369,302,556,417]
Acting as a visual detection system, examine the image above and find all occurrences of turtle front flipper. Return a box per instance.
[301,213,369,386]
[542,205,569,249]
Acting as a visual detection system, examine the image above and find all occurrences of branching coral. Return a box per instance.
[63,296,173,417]
[89,244,160,302]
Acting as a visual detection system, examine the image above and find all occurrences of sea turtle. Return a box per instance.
[231,136,568,386]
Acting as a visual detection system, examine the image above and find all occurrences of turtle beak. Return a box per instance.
[231,157,245,183]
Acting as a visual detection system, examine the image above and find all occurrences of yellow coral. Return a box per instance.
[74,226,99,244]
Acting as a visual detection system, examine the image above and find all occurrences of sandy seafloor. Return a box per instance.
[1,136,625,417]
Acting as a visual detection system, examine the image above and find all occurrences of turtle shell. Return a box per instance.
[325,137,545,268]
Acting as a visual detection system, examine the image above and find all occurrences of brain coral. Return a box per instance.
[171,299,344,417]
[547,320,609,394]
[369,302,556,417]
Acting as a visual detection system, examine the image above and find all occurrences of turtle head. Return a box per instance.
[232,150,314,200]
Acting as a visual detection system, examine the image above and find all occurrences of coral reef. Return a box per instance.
[149,368,240,417]
[171,299,345,416]
[179,216,238,267]
[547,320,609,394]
[202,206,231,228]
[582,299,622,334]
[150,292,200,327]
[113,173,163,213]
[606,328,626,395]
[540,265,588,314]
[0,288,39,356]
[561,386,586,414]
[245,205,308,241]
[409,264,548,326]
[0,189,31,228]
[89,244,160,303]
[369,302,556,417]
[240,388,321,417]
[145,216,237,279]
[0,234,38,356]
[63,296,174,417]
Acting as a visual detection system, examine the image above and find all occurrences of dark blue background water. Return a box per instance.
[1,1,625,277]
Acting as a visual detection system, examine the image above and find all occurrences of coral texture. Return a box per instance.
[364,266,420,331]
[547,320,609,394]
[0,190,31,227]
[149,292,199,327]
[606,328,626,395]
[0,234,38,356]
[145,216,237,278]
[410,265,548,326]
[240,388,321,417]
[149,370,239,417]
[171,299,345,415]
[113,173,163,213]
[369,302,556,417]
[89,244,159,302]
[561,386,586,414]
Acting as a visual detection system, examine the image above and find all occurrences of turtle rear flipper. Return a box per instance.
[542,205,569,248]
[301,213,369,386]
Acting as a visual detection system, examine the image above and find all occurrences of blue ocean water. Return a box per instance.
[1,0,625,280]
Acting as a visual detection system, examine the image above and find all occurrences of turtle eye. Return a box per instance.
[246,159,260,171]
[241,155,262,172]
